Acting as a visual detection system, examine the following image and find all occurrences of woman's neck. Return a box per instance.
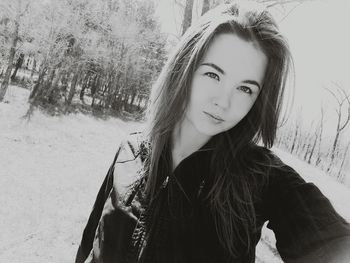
[171,117,211,170]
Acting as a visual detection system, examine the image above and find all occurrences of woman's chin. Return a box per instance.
[195,123,225,137]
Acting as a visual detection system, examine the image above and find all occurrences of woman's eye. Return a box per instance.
[204,72,220,81]
[238,86,252,94]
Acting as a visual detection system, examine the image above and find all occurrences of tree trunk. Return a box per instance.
[122,93,129,111]
[201,0,210,15]
[303,142,311,161]
[327,126,340,172]
[29,66,47,102]
[111,88,122,111]
[11,53,24,80]
[308,131,318,164]
[325,87,350,172]
[80,73,90,102]
[90,75,99,97]
[31,59,37,79]
[337,140,350,182]
[66,65,82,105]
[316,110,324,166]
[46,69,62,97]
[0,21,19,102]
[137,96,142,107]
[91,75,101,107]
[104,74,117,109]
[181,0,194,36]
[48,69,68,104]
[35,67,56,101]
[290,124,299,154]
[130,91,137,106]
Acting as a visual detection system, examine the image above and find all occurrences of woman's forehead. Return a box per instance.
[199,33,268,84]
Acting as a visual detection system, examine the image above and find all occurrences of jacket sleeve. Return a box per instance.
[265,163,350,263]
[75,145,122,263]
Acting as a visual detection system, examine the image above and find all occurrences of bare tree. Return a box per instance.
[290,120,300,154]
[177,0,314,39]
[0,0,22,102]
[309,107,324,164]
[201,0,210,15]
[315,106,325,166]
[326,84,350,172]
[66,64,83,106]
[10,53,24,80]
[301,123,315,161]
[181,0,195,35]
[257,0,320,7]
[290,109,303,154]
[337,140,350,182]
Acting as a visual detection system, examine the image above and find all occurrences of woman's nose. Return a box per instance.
[213,89,231,109]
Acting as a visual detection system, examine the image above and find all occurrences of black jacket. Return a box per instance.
[76,132,350,263]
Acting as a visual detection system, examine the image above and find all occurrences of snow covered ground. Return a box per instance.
[0,86,349,262]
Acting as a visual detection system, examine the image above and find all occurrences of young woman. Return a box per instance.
[76,2,350,262]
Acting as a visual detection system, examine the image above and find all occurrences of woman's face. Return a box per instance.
[183,33,268,137]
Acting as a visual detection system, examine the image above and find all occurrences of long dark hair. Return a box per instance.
[142,1,293,258]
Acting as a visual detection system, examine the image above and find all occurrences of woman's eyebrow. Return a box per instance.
[201,63,261,90]
[201,62,225,75]
[242,80,261,91]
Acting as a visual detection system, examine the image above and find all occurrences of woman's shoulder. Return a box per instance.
[246,143,287,171]
[246,143,304,188]
[115,131,150,163]
[112,131,149,197]
[248,144,322,205]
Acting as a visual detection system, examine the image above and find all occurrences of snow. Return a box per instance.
[0,86,349,262]
[0,86,141,262]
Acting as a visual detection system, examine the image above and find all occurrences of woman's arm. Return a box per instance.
[285,236,350,263]
[75,146,121,263]
[265,162,350,262]
[75,132,144,263]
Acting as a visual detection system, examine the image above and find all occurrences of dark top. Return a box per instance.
[75,132,350,263]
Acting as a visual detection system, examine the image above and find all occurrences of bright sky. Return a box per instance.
[279,0,350,117]
[154,0,350,138]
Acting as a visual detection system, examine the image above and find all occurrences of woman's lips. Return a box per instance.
[203,111,224,122]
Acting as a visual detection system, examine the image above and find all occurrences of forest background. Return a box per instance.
[0,0,349,262]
